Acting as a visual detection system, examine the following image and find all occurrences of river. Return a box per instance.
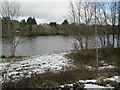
[1,36,75,56]
[1,35,119,57]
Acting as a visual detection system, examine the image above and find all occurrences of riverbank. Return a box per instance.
[2,31,69,38]
[1,49,120,89]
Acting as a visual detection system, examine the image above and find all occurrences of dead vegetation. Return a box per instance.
[2,48,120,89]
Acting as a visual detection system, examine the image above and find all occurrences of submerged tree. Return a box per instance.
[1,0,21,57]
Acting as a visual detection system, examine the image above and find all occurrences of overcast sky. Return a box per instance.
[0,0,119,24]
[20,1,69,24]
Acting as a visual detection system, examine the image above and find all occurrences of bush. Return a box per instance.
[38,80,59,89]
[1,55,6,58]
[109,81,120,89]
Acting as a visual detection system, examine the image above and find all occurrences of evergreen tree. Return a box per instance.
[62,19,68,25]
[49,22,57,27]
[21,19,26,25]
[32,17,37,25]
[27,17,37,25]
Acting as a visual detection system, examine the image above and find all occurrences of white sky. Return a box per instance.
[20,2,69,24]
[0,0,119,24]
[0,0,70,24]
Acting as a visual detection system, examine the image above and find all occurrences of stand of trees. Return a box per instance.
[67,1,120,49]
[66,0,120,67]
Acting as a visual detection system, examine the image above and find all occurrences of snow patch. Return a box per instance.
[104,76,120,83]
[98,65,115,70]
[78,79,97,83]
[84,84,114,89]
[59,79,114,89]
[0,53,74,83]
[85,66,95,71]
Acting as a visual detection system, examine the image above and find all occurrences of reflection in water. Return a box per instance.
[2,35,119,56]
[2,36,75,56]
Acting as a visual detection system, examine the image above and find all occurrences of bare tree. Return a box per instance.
[68,1,98,52]
[110,2,118,48]
[119,1,120,26]
[68,2,76,24]
[1,0,21,57]
[118,1,120,47]
[92,2,99,66]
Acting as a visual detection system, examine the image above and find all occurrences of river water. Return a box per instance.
[1,35,119,57]
[1,36,75,56]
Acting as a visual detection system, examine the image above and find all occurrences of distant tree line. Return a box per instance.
[2,15,119,37]
[2,17,70,36]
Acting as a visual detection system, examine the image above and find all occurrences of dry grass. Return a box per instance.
[2,68,97,88]
[2,48,120,89]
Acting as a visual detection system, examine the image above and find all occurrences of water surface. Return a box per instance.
[2,36,75,56]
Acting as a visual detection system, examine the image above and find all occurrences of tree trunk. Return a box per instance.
[11,48,15,57]
[80,38,83,50]
[85,37,88,49]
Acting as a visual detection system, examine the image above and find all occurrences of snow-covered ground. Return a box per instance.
[104,76,120,83]
[84,84,114,89]
[59,77,120,89]
[98,61,116,70]
[85,60,116,71]
[0,53,119,89]
[85,64,115,71]
[0,53,74,83]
